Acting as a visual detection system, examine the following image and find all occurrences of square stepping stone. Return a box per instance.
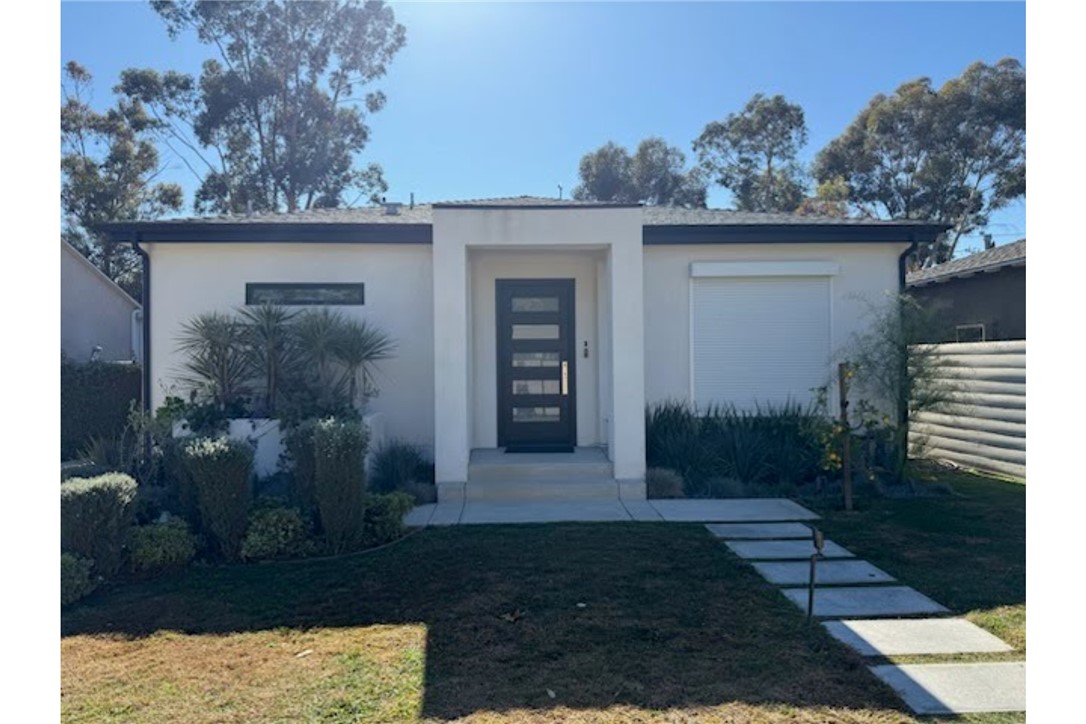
[780,586,949,617]
[752,559,895,586]
[649,498,819,522]
[824,618,1013,656]
[725,539,853,560]
[705,522,812,539]
[869,662,1025,714]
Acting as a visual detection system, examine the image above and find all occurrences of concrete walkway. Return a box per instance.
[706,521,1025,716]
[403,497,819,526]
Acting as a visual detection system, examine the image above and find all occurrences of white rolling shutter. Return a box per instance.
[691,275,832,410]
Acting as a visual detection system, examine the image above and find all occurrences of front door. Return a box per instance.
[496,279,576,451]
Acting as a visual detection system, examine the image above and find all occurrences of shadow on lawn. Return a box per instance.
[63,523,910,719]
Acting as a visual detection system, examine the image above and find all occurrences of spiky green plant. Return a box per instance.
[237,304,300,416]
[175,312,252,410]
[331,318,396,405]
[293,308,344,385]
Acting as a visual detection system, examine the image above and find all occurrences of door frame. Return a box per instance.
[495,278,577,449]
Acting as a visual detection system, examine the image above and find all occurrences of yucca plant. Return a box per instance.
[332,318,396,405]
[293,308,345,387]
[237,304,300,416]
[176,312,252,410]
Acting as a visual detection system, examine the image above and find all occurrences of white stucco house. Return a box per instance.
[61,239,142,363]
[99,196,945,502]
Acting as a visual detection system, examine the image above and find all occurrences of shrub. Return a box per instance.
[646,400,828,494]
[369,440,433,494]
[241,505,315,561]
[402,480,437,505]
[282,418,320,512]
[645,468,684,499]
[360,492,414,548]
[128,518,197,576]
[61,359,141,460]
[313,418,368,553]
[131,484,174,525]
[61,553,97,607]
[182,436,254,561]
[705,477,747,498]
[60,472,138,576]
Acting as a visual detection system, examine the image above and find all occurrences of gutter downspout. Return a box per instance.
[131,233,151,413]
[898,232,919,293]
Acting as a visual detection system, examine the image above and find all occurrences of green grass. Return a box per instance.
[64,523,914,723]
[62,467,1025,723]
[810,468,1025,655]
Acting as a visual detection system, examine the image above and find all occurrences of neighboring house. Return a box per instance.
[61,240,143,363]
[99,196,944,501]
[906,239,1026,343]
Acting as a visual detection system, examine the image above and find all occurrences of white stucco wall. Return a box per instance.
[643,243,908,413]
[469,250,602,448]
[432,207,645,484]
[145,242,435,450]
[61,241,141,362]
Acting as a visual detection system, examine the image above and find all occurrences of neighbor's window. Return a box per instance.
[955,324,986,343]
[245,283,365,306]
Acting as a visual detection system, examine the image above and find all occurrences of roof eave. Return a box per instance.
[643,223,949,245]
[906,257,1026,287]
[95,221,434,244]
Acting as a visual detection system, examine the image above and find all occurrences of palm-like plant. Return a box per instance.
[176,312,252,410]
[293,308,344,386]
[331,318,396,406]
[237,304,300,416]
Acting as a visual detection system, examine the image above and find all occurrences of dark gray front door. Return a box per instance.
[496,279,576,451]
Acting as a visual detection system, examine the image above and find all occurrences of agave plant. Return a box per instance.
[237,304,300,416]
[331,318,396,405]
[175,312,252,410]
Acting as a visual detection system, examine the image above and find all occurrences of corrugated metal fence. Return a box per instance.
[909,340,1026,479]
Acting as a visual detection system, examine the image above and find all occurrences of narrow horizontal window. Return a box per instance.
[512,352,560,367]
[513,380,561,395]
[512,324,559,340]
[245,283,365,306]
[512,296,559,312]
[512,406,561,423]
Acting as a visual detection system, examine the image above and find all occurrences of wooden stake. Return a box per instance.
[838,362,853,512]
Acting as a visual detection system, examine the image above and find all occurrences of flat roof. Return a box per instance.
[97,195,948,245]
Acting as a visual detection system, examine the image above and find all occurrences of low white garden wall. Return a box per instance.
[175,412,386,480]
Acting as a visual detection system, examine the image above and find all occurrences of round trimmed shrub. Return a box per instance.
[128,519,197,576]
[60,472,138,577]
[61,552,97,607]
[313,417,368,553]
[360,492,414,547]
[241,506,315,561]
[645,468,685,499]
[182,436,254,561]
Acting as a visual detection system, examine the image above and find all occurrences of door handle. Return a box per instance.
[561,360,569,396]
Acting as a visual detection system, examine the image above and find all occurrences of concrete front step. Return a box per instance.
[465,477,620,502]
[467,448,614,482]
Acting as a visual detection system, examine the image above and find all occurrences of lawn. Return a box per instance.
[61,469,1024,723]
[812,467,1026,659]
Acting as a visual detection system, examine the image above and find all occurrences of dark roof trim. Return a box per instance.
[643,223,949,245]
[96,222,433,244]
[432,202,643,210]
[97,220,948,246]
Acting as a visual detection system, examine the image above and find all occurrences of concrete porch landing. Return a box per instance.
[403,497,819,526]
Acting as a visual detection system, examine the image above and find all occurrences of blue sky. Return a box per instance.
[61,1,1025,255]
